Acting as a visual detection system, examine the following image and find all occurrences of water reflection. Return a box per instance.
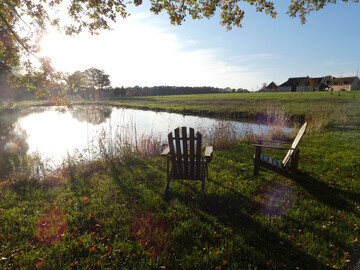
[0,105,283,169]
[70,106,112,125]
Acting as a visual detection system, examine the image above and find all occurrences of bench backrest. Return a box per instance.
[168,127,202,179]
[282,122,307,166]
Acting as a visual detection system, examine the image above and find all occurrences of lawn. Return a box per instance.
[0,91,359,269]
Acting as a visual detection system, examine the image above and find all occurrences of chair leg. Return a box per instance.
[163,177,170,198]
[254,147,261,177]
[253,161,260,177]
[201,179,205,197]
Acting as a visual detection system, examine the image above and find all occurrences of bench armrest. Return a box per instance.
[204,146,213,163]
[161,146,170,156]
[256,138,290,144]
[252,144,299,151]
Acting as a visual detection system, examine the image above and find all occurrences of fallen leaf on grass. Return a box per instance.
[81,197,89,204]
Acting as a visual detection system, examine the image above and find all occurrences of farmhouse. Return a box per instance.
[323,76,360,91]
[275,76,360,92]
[278,77,309,92]
[264,82,278,92]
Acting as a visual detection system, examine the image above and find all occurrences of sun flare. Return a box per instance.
[39,31,92,73]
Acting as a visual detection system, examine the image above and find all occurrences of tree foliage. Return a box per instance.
[9,57,67,103]
[83,68,111,91]
[0,0,358,61]
[66,68,111,100]
[66,71,86,95]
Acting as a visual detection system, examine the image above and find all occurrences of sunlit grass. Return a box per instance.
[105,91,360,124]
[1,124,360,268]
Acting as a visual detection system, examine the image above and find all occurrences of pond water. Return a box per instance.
[0,105,285,175]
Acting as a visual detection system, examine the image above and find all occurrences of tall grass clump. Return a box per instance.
[305,105,335,132]
[265,106,291,140]
[135,135,163,158]
[6,153,49,190]
[201,120,238,149]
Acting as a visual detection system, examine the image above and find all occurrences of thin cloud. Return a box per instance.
[39,12,266,89]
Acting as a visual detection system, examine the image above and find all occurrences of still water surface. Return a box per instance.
[1,105,279,169]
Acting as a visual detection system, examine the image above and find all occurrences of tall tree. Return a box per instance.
[66,71,86,95]
[83,68,111,91]
[83,67,111,99]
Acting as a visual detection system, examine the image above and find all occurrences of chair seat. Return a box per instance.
[260,153,283,169]
[170,160,207,180]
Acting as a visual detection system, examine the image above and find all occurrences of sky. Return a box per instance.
[39,1,360,91]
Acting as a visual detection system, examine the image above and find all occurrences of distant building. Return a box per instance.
[323,76,360,91]
[264,82,278,92]
[276,76,360,92]
[278,77,309,92]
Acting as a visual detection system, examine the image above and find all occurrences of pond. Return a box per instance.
[0,105,285,176]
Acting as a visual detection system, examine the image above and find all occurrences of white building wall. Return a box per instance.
[351,78,360,90]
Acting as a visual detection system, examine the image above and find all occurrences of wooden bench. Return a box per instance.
[253,122,307,178]
[161,127,213,198]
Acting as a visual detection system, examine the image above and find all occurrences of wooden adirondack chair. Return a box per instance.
[161,127,213,197]
[253,122,307,178]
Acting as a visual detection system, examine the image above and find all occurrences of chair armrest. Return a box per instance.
[257,139,290,144]
[161,146,170,156]
[204,146,213,163]
[252,144,299,151]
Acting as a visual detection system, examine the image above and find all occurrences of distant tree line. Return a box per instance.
[0,59,250,103]
[111,86,249,97]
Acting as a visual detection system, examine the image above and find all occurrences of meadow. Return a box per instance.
[106,91,360,123]
[0,91,359,269]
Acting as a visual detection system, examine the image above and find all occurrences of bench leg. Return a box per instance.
[201,179,205,197]
[163,178,170,198]
[253,146,261,177]
[253,161,260,177]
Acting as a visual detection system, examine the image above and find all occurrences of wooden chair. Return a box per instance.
[161,127,213,198]
[253,122,307,178]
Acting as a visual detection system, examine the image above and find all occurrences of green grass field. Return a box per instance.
[105,91,360,122]
[1,91,360,269]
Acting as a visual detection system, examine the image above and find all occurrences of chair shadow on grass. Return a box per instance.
[172,181,330,269]
[293,171,360,214]
[108,159,356,269]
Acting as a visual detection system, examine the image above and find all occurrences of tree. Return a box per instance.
[66,71,86,96]
[83,68,110,90]
[10,57,67,103]
[259,82,267,92]
[113,87,126,97]
[82,67,111,99]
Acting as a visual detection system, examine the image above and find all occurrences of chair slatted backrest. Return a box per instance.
[282,122,307,166]
[168,127,202,179]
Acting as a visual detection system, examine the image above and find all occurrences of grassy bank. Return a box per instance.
[3,91,360,125]
[105,91,360,124]
[1,91,360,269]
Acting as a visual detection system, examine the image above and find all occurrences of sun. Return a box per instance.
[40,31,67,58]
